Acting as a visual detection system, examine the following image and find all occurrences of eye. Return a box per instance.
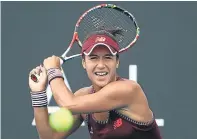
[90,56,97,60]
[105,56,113,59]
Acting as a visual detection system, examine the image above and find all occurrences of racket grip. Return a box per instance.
[31,57,64,82]
[31,73,40,82]
[59,57,65,65]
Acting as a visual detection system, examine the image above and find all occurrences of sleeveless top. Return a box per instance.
[85,77,162,139]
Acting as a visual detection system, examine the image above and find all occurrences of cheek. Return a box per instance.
[110,66,117,75]
[109,63,118,74]
[85,67,92,74]
[109,61,118,69]
[85,67,95,81]
[84,63,94,75]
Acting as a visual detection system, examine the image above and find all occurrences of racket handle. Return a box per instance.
[59,57,65,65]
[30,73,40,82]
[31,57,64,82]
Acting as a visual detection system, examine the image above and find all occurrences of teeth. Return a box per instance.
[95,72,108,76]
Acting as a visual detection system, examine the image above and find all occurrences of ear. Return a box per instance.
[82,58,86,69]
[116,60,119,68]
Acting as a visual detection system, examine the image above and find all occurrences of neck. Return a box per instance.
[92,85,102,93]
[92,75,118,92]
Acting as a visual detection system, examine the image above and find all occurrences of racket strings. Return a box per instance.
[104,9,131,46]
[105,9,137,47]
[77,7,137,49]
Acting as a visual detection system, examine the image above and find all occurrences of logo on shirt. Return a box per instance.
[113,118,123,129]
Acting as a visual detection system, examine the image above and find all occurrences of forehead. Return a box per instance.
[91,45,111,55]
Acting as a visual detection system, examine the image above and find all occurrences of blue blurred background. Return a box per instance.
[1,1,197,139]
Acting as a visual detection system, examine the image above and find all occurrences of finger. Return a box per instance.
[35,66,42,74]
[40,65,46,74]
[43,59,47,68]
[29,66,41,82]
[29,68,37,77]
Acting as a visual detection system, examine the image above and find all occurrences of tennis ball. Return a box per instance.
[49,108,74,132]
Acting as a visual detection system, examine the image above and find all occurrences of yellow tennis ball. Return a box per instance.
[49,108,74,132]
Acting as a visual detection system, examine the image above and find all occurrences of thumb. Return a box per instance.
[39,66,47,83]
[40,65,47,75]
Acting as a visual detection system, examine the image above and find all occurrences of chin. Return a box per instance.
[94,79,111,88]
[90,74,115,88]
[97,82,108,88]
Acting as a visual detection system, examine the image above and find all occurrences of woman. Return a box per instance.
[29,30,162,139]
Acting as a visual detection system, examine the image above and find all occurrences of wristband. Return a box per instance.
[47,68,64,84]
[31,90,48,107]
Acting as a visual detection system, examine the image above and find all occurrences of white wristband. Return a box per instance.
[31,90,48,107]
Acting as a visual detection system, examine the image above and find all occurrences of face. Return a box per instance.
[82,45,119,90]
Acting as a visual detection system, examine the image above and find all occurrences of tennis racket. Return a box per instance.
[31,3,140,82]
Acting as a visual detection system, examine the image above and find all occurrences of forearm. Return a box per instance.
[50,78,75,106]
[33,106,83,139]
[49,79,137,114]
[33,107,53,139]
[29,66,80,139]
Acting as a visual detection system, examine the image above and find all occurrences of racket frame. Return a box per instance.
[31,4,140,82]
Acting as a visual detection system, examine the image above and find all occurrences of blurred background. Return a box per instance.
[1,1,197,139]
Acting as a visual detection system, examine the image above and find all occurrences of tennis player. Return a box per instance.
[29,30,162,139]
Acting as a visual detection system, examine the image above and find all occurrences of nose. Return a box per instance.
[97,59,106,69]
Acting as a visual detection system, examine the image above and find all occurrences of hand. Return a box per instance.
[43,55,61,70]
[29,65,48,92]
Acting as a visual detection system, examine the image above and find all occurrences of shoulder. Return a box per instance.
[101,79,142,100]
[114,78,142,92]
[74,86,92,96]
[109,78,144,101]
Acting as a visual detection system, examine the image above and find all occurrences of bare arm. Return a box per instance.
[50,78,140,114]
[33,89,86,139]
[34,107,53,139]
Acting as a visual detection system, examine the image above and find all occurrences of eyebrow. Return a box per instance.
[89,54,113,57]
[105,54,113,56]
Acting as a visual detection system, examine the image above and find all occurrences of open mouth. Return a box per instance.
[94,72,108,76]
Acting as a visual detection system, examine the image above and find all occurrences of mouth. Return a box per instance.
[94,72,108,76]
